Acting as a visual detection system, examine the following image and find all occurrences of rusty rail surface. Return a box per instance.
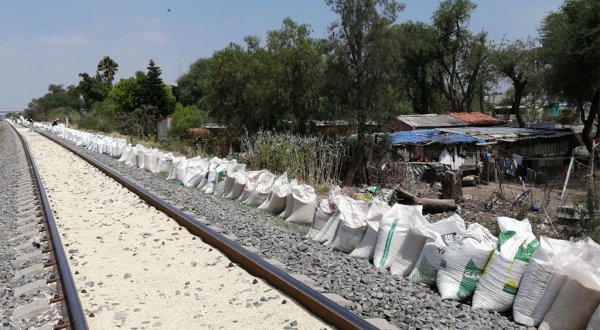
[9,123,89,330]
[39,130,376,330]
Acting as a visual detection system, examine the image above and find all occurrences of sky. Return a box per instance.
[0,0,564,111]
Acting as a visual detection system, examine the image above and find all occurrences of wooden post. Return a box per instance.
[561,155,574,200]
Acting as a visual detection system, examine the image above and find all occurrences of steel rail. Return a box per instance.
[9,123,89,330]
[39,130,377,330]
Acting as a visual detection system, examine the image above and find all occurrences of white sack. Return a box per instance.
[157,153,174,174]
[125,146,140,166]
[539,239,600,330]
[243,171,276,207]
[587,305,600,330]
[472,217,540,312]
[408,214,466,286]
[279,179,299,219]
[201,157,224,194]
[349,201,391,259]
[285,184,318,224]
[390,227,429,277]
[373,204,428,269]
[238,170,267,202]
[307,199,336,239]
[314,211,341,244]
[167,157,187,181]
[258,172,289,213]
[144,150,160,173]
[182,157,209,188]
[436,223,497,301]
[512,237,576,327]
[118,146,132,162]
[136,148,146,169]
[328,198,371,253]
[214,163,244,197]
[225,171,247,200]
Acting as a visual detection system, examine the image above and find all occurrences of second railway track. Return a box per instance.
[7,122,375,329]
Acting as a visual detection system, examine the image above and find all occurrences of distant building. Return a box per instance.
[392,113,505,132]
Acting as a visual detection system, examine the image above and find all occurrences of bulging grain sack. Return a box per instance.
[350,201,391,260]
[373,204,428,269]
[307,199,337,239]
[390,226,429,277]
[258,172,289,213]
[328,198,371,253]
[436,223,497,301]
[167,156,187,181]
[144,150,160,173]
[225,171,247,200]
[118,146,132,162]
[125,145,141,166]
[539,279,600,330]
[408,214,466,286]
[539,238,600,330]
[202,157,232,195]
[285,184,318,224]
[512,237,577,327]
[214,162,244,197]
[244,171,276,207]
[182,157,209,188]
[279,179,299,219]
[472,217,540,312]
[157,153,174,174]
[136,148,146,169]
[587,304,600,330]
[238,170,267,203]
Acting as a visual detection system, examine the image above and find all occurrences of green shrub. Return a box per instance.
[77,100,118,133]
[170,103,207,138]
[239,130,346,186]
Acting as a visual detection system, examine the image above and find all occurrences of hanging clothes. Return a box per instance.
[512,154,523,166]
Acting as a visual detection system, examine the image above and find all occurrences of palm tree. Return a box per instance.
[96,56,119,86]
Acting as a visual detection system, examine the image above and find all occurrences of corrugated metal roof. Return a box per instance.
[437,127,573,144]
[448,112,505,126]
[396,114,469,128]
[384,129,480,146]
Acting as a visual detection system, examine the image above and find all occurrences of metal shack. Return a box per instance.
[438,127,575,170]
[380,129,481,171]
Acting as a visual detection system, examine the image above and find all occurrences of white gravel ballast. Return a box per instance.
[17,127,329,330]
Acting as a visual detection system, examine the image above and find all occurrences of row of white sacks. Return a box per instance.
[308,195,600,329]
[38,123,321,224]
[36,122,600,329]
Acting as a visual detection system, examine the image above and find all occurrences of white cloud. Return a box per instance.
[133,17,163,29]
[34,34,88,46]
[120,31,170,45]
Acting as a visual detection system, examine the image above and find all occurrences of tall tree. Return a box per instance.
[326,0,404,137]
[539,0,600,152]
[176,58,212,107]
[97,56,119,86]
[432,0,488,113]
[143,59,176,117]
[77,72,109,110]
[389,22,441,114]
[326,0,404,184]
[266,18,324,133]
[490,39,540,127]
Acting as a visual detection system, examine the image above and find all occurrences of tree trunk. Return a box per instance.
[582,88,599,153]
[440,170,463,200]
[393,188,457,213]
[513,81,526,128]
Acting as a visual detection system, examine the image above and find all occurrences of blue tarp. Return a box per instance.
[384,129,480,146]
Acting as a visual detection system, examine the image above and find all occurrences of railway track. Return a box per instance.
[3,120,86,329]
[5,121,377,329]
